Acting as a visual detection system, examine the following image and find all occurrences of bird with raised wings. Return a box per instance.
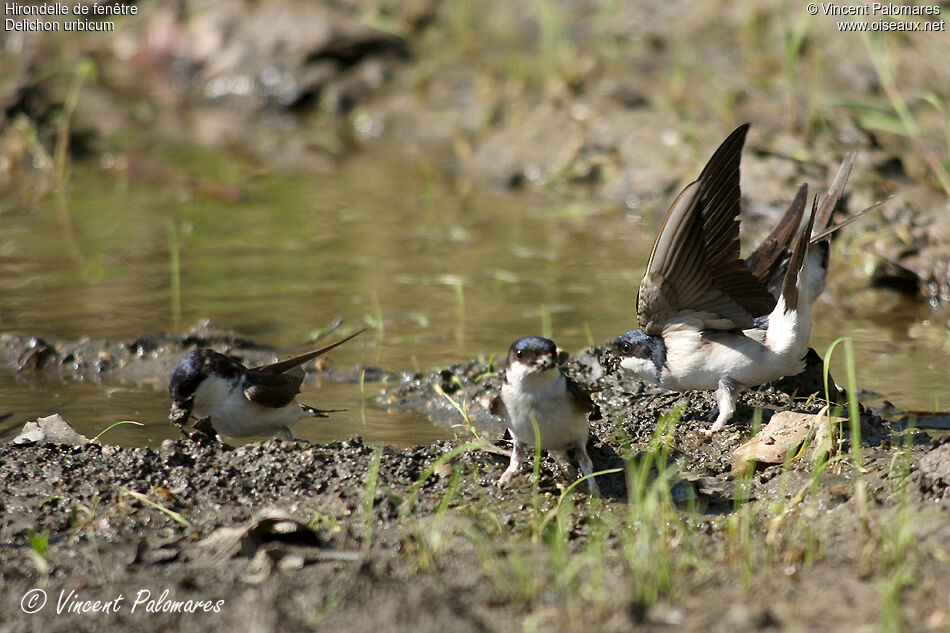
[603,124,856,433]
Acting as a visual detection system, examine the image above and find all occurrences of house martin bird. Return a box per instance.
[491,336,600,493]
[603,124,847,434]
[168,329,365,440]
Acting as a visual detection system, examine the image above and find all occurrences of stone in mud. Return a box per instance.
[197,508,333,562]
[919,441,950,495]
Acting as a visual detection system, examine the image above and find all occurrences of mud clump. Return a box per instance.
[0,320,386,388]
[919,438,950,495]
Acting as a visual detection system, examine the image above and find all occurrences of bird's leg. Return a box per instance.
[573,440,600,495]
[496,441,525,487]
[280,427,299,441]
[192,417,220,441]
[704,379,738,435]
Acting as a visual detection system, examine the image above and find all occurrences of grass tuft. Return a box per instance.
[91,420,144,444]
[121,488,191,528]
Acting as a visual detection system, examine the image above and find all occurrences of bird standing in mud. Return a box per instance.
[603,124,856,434]
[492,336,600,493]
[168,329,365,440]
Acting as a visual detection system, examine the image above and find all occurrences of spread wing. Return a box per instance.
[745,183,808,283]
[636,124,775,334]
[244,369,305,409]
[813,153,855,237]
[748,153,860,298]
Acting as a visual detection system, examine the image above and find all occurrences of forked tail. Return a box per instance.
[302,405,344,419]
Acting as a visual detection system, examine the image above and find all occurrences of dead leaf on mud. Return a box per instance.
[732,408,844,473]
[197,508,361,581]
[10,414,89,446]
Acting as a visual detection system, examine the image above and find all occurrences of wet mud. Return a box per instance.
[0,320,385,388]
[3,334,950,632]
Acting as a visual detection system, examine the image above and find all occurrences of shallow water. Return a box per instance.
[2,146,948,445]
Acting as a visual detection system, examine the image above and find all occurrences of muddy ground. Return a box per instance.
[2,331,950,633]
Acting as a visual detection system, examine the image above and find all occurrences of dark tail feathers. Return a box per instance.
[780,197,818,313]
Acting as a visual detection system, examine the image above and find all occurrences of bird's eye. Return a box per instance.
[620,342,633,354]
[515,349,524,358]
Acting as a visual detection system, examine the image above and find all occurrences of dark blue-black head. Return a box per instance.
[168,348,243,424]
[603,329,666,374]
[507,336,558,372]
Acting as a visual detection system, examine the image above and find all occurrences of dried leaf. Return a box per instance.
[732,408,844,473]
[11,414,89,446]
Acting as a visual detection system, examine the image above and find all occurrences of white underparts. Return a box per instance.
[191,375,316,439]
[496,363,598,493]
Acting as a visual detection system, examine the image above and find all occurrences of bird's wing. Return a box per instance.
[565,378,594,412]
[489,393,507,419]
[745,183,808,283]
[779,196,818,312]
[812,153,855,237]
[253,328,366,374]
[244,370,304,409]
[565,378,600,419]
[637,124,775,334]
